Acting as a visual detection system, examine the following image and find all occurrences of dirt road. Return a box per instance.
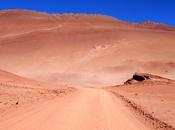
[0,25,62,39]
[0,88,150,130]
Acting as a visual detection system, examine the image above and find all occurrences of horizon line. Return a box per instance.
[0,8,174,26]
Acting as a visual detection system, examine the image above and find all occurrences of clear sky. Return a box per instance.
[0,0,175,25]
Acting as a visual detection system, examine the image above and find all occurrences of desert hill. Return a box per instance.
[0,9,175,86]
[0,68,54,88]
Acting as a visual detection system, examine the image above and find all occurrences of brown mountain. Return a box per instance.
[0,9,175,87]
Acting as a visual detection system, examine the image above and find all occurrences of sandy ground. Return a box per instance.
[108,81,175,129]
[0,88,152,130]
[0,81,75,119]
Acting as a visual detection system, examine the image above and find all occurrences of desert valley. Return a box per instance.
[0,10,175,130]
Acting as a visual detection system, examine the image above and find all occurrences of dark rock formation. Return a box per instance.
[124,73,173,85]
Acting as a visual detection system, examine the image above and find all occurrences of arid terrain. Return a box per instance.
[108,73,175,129]
[0,9,175,130]
[0,10,175,87]
[0,69,75,119]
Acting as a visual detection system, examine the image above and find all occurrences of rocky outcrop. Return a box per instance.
[124,73,173,84]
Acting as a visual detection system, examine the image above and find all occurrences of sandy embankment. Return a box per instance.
[0,80,75,119]
[108,73,175,130]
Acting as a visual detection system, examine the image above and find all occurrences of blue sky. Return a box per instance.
[0,0,175,25]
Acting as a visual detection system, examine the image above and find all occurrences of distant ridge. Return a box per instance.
[0,9,174,30]
[136,21,175,31]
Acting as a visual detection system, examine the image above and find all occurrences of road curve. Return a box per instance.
[0,88,151,130]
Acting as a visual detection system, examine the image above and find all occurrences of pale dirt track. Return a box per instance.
[0,25,62,39]
[0,88,150,130]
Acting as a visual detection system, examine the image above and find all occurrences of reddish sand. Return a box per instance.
[0,69,75,120]
[0,87,152,130]
[108,74,175,129]
[0,69,152,130]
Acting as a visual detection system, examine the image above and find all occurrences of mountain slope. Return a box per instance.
[0,10,175,86]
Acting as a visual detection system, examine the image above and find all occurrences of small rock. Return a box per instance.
[16,102,19,105]
[134,93,138,96]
